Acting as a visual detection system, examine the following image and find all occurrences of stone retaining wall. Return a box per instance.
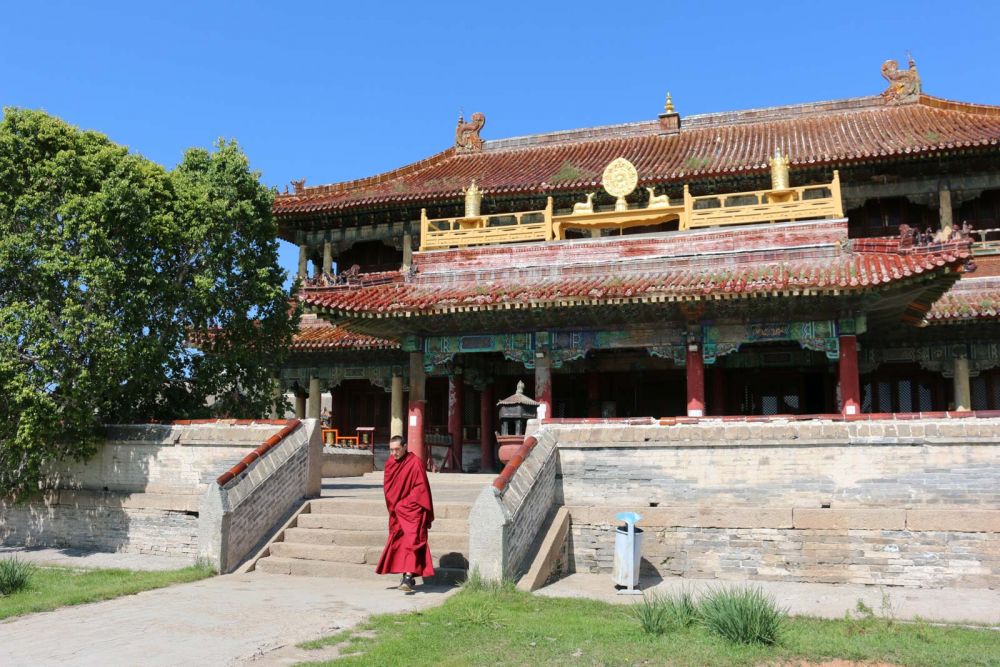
[1,420,321,567]
[552,419,1000,588]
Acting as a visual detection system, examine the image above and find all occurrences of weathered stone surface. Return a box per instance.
[793,508,906,530]
[569,506,793,529]
[906,509,1000,532]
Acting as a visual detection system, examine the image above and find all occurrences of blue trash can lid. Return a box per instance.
[615,511,642,527]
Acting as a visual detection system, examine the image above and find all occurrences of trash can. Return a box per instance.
[612,511,643,591]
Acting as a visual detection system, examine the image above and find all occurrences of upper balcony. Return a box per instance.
[419,155,843,252]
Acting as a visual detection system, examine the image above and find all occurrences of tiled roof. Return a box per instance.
[925,277,1000,323]
[275,95,1000,218]
[300,221,970,319]
[291,314,399,351]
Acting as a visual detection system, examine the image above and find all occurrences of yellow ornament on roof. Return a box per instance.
[602,158,639,212]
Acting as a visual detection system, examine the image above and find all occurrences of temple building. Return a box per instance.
[275,59,1000,471]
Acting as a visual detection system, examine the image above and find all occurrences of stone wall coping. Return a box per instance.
[559,437,1000,449]
[535,417,1000,449]
[542,410,1000,425]
[216,420,302,487]
[104,421,288,447]
[566,506,1000,533]
[492,435,538,495]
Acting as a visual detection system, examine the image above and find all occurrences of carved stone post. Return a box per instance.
[939,187,953,236]
[953,356,972,411]
[402,233,413,271]
[297,244,309,280]
[307,377,321,420]
[390,373,404,439]
[322,241,333,276]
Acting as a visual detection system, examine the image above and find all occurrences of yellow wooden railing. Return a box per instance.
[418,172,844,250]
[681,171,843,230]
[420,198,553,250]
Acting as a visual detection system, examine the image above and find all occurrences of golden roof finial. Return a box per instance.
[664,92,675,114]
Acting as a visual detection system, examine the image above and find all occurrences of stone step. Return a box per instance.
[255,556,466,584]
[269,542,469,569]
[309,498,471,520]
[296,513,467,533]
[269,542,367,563]
[283,527,469,551]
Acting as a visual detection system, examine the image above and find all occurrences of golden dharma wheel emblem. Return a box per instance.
[602,157,638,211]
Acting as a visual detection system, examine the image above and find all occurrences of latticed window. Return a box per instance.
[918,382,933,411]
[970,370,1000,410]
[897,379,913,413]
[860,364,948,413]
[878,381,892,413]
[971,377,988,411]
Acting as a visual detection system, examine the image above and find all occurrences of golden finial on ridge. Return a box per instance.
[664,92,675,114]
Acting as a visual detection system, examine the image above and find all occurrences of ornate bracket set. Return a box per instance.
[406,317,866,376]
[280,363,409,394]
[860,341,1000,377]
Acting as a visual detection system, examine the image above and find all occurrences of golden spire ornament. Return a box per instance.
[664,92,675,114]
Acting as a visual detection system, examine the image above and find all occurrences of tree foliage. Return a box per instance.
[0,108,298,496]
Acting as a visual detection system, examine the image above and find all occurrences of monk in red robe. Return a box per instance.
[376,435,435,591]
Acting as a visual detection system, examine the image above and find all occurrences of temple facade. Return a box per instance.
[275,60,1000,471]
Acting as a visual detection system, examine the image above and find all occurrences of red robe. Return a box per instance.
[376,451,435,578]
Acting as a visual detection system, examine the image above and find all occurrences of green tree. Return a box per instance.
[0,108,298,497]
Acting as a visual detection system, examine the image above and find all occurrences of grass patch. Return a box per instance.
[0,557,36,595]
[627,590,671,636]
[298,628,353,650]
[295,588,1000,667]
[0,563,214,620]
[460,568,516,594]
[698,585,786,646]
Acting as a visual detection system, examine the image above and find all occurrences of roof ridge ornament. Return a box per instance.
[880,54,921,105]
[455,112,486,152]
[658,91,680,134]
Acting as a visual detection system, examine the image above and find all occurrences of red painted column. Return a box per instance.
[838,334,861,416]
[446,373,464,472]
[407,351,426,463]
[711,367,727,416]
[534,354,553,420]
[586,372,601,418]
[686,343,705,417]
[479,384,495,472]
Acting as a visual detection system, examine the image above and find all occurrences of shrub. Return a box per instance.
[698,586,786,645]
[628,591,671,636]
[664,588,700,627]
[0,557,35,595]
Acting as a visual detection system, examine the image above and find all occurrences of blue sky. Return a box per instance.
[3,1,998,284]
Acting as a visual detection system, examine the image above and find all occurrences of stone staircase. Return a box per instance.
[254,496,471,583]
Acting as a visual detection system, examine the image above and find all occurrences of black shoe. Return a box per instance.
[399,575,415,592]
